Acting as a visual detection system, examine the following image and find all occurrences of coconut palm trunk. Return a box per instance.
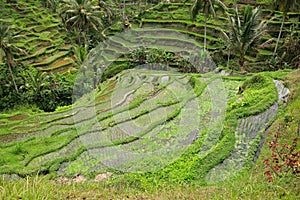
[0,22,25,93]
[123,0,125,19]
[239,53,245,72]
[5,51,18,93]
[273,0,299,56]
[204,16,207,50]
[227,48,230,68]
[190,0,226,51]
[273,14,285,56]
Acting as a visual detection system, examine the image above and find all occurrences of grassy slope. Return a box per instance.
[0,70,278,178]
[1,69,298,199]
[0,72,295,199]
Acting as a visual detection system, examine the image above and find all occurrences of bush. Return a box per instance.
[30,71,74,112]
[264,128,300,182]
[242,74,267,89]
[0,65,75,112]
[229,74,278,118]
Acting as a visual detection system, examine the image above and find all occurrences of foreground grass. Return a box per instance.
[0,169,298,200]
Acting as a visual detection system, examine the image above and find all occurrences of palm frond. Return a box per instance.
[222,5,267,67]
[191,0,202,21]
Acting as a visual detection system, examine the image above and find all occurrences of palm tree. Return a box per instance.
[190,0,226,50]
[60,0,104,40]
[23,70,50,98]
[0,22,25,93]
[98,0,115,22]
[222,6,267,72]
[72,44,88,66]
[120,0,131,29]
[273,0,299,56]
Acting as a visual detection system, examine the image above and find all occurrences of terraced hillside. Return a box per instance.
[0,0,75,73]
[1,0,298,73]
[0,0,296,187]
[136,1,300,70]
[0,65,289,185]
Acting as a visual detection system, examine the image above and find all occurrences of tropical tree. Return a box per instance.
[273,0,299,56]
[98,0,115,23]
[72,44,88,66]
[22,70,50,99]
[119,0,131,29]
[122,0,126,19]
[0,22,25,93]
[21,69,74,112]
[190,0,226,50]
[222,6,267,72]
[60,0,104,44]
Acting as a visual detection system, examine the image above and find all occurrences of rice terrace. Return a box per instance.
[0,0,299,199]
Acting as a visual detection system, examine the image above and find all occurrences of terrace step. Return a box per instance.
[39,57,74,72]
[16,46,52,62]
[32,51,71,68]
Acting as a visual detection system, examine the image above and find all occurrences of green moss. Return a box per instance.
[17,46,56,62]
[31,23,59,33]
[243,74,268,89]
[175,29,222,42]
[256,0,273,5]
[244,55,257,62]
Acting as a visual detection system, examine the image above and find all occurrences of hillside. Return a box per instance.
[0,64,288,179]
[0,0,75,73]
[1,67,299,199]
[0,0,299,199]
[135,0,300,71]
[1,0,299,73]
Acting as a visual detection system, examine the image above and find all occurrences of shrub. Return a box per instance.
[263,127,300,182]
[242,74,267,89]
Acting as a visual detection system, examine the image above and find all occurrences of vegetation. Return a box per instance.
[221,5,267,72]
[59,0,106,45]
[190,0,226,50]
[0,0,299,199]
[273,0,299,56]
[0,69,299,199]
[0,22,25,92]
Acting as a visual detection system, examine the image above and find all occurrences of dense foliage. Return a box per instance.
[0,0,299,199]
[0,64,75,111]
